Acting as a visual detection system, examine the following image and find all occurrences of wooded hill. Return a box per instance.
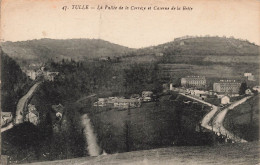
[138,36,259,56]
[1,39,133,68]
[1,36,259,69]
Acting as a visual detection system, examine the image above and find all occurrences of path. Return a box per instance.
[1,82,41,133]
[179,93,218,130]
[212,96,252,143]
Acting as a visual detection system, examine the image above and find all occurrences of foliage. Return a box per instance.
[123,63,163,94]
[1,50,33,115]
[239,82,247,95]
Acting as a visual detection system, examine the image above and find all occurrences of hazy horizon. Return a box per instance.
[2,35,259,49]
[1,0,259,48]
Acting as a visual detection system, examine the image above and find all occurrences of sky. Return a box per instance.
[1,0,260,48]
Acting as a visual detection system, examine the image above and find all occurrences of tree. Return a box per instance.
[247,96,257,127]
[239,82,247,95]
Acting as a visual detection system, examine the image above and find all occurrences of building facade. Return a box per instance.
[221,96,230,105]
[181,76,206,88]
[213,80,241,94]
[113,98,141,109]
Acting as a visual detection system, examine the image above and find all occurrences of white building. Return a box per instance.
[113,98,141,109]
[244,73,252,77]
[253,86,260,93]
[245,89,253,95]
[170,83,173,91]
[26,70,37,80]
[221,96,230,105]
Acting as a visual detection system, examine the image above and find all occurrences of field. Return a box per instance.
[223,95,259,141]
[88,94,212,154]
[25,141,260,165]
[158,63,259,86]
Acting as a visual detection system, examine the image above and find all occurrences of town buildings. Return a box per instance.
[93,97,141,109]
[113,98,141,109]
[213,80,241,94]
[181,76,206,88]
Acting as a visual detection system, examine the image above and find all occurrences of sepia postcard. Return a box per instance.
[0,0,259,164]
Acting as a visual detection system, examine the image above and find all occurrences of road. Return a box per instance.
[180,93,251,143]
[212,96,252,143]
[179,93,218,131]
[1,82,41,133]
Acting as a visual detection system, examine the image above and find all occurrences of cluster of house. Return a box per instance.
[171,75,257,105]
[1,112,13,127]
[25,66,59,81]
[93,91,154,109]
[25,104,40,126]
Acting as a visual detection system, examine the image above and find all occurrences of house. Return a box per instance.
[142,91,153,98]
[248,75,255,81]
[143,97,152,102]
[107,97,117,104]
[99,57,109,61]
[200,94,208,100]
[217,94,225,99]
[113,98,141,109]
[190,89,206,96]
[245,89,253,95]
[244,73,252,77]
[1,112,13,127]
[26,70,37,80]
[44,72,59,81]
[155,52,164,56]
[213,80,241,94]
[170,83,173,91]
[93,98,107,107]
[181,76,206,88]
[52,104,64,119]
[142,91,153,102]
[221,96,230,105]
[162,83,169,92]
[180,41,185,46]
[26,104,39,125]
[253,86,260,93]
[130,94,141,99]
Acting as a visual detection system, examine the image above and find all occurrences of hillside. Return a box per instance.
[0,48,33,115]
[140,36,259,56]
[22,141,259,165]
[1,39,133,68]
